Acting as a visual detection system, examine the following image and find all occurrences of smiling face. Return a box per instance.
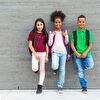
[36,21,44,32]
[77,18,86,30]
[54,18,62,30]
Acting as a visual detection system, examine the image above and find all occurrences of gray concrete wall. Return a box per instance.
[0,0,100,89]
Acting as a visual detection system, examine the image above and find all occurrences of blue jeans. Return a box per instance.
[74,55,94,89]
[52,52,67,88]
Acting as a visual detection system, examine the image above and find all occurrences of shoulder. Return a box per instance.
[86,29,93,35]
[29,31,34,35]
[61,29,67,32]
[49,29,55,33]
[72,30,77,33]
[28,31,34,41]
[71,30,77,36]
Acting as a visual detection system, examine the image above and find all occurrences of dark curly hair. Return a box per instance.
[50,10,66,22]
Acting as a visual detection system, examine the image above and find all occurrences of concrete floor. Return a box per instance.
[0,89,100,100]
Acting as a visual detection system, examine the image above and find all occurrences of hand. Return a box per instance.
[67,54,71,60]
[34,52,40,60]
[62,31,67,37]
[81,52,87,58]
[52,31,56,35]
[76,52,81,58]
[45,56,49,63]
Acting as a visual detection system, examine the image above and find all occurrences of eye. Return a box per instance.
[59,21,61,23]
[55,21,61,24]
[37,24,39,26]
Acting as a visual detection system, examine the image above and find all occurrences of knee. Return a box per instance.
[78,71,84,78]
[32,66,38,72]
[87,61,94,69]
[52,62,58,70]
[52,66,58,70]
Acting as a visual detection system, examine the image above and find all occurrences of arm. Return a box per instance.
[81,31,93,58]
[65,35,69,44]
[62,30,69,44]
[81,43,92,58]
[45,43,49,63]
[48,31,55,46]
[28,41,40,60]
[70,43,81,58]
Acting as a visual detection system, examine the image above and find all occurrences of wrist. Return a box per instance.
[65,34,68,37]
[46,55,48,58]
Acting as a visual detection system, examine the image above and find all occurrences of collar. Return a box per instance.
[77,28,86,33]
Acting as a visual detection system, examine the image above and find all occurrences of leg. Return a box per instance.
[57,54,66,88]
[51,52,59,70]
[32,53,39,72]
[83,55,94,69]
[74,55,87,89]
[36,52,46,94]
[38,52,46,85]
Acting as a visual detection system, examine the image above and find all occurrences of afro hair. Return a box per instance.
[50,10,66,22]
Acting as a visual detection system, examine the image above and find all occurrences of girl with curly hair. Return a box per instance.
[48,10,69,93]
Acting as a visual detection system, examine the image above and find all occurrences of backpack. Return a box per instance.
[49,29,71,61]
[70,29,90,54]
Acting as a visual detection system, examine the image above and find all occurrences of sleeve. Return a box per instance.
[65,30,69,44]
[70,32,74,43]
[27,31,34,41]
[48,31,55,46]
[89,32,93,43]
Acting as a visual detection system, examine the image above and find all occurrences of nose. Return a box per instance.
[56,23,60,26]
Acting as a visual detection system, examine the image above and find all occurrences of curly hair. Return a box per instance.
[50,10,66,22]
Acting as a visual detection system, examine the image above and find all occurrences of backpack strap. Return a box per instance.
[86,29,90,46]
[50,29,66,47]
[73,30,77,48]
[50,35,56,48]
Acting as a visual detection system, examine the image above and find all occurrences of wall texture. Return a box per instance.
[0,0,100,89]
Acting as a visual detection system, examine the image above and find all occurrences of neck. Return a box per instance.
[37,31,42,33]
[55,28,61,31]
[79,28,85,30]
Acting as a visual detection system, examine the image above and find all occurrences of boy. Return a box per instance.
[70,15,94,93]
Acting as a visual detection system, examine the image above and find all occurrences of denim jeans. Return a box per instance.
[52,52,67,88]
[74,55,94,88]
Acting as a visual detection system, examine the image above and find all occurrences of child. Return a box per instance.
[28,18,48,94]
[48,10,69,93]
[70,15,94,93]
